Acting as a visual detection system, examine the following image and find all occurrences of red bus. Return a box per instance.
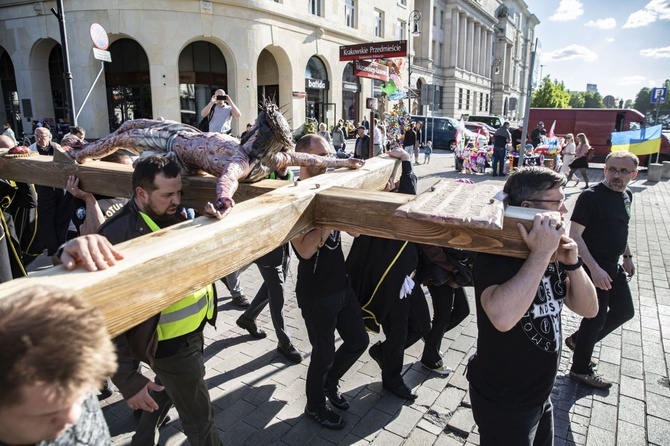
[528,108,670,164]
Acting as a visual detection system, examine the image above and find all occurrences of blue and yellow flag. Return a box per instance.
[611,124,662,156]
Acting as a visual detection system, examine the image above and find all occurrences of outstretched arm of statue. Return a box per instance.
[280,151,365,170]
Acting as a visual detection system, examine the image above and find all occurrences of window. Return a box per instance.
[399,0,407,5]
[397,20,406,40]
[374,10,383,37]
[466,90,471,110]
[431,40,436,63]
[345,0,355,27]
[309,0,322,16]
[433,7,436,26]
[458,88,463,109]
[440,10,444,28]
[486,94,489,112]
[438,43,443,66]
[478,92,483,111]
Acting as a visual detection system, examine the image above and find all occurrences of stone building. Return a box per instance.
[0,0,538,139]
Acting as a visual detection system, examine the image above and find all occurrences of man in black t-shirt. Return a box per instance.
[291,135,369,430]
[530,121,546,147]
[566,151,638,390]
[469,167,597,445]
[491,122,511,177]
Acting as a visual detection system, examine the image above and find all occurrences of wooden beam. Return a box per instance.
[313,187,535,259]
[0,156,400,337]
[0,154,286,209]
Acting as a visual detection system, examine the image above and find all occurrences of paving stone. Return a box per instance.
[446,407,475,436]
[647,415,670,445]
[403,425,439,445]
[369,429,404,446]
[615,420,646,446]
[617,395,646,427]
[434,433,466,446]
[620,357,644,377]
[350,407,393,439]
[645,391,670,420]
[384,405,424,438]
[589,400,617,430]
[584,425,615,446]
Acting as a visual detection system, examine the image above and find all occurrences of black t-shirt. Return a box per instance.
[403,129,416,147]
[469,254,567,409]
[570,183,631,273]
[293,230,348,298]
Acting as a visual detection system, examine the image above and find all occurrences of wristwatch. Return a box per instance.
[559,256,583,271]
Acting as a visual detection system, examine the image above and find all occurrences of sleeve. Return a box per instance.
[472,253,520,294]
[397,161,417,195]
[570,191,596,227]
[110,333,150,399]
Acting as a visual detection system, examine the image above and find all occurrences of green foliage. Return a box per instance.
[634,88,652,115]
[531,77,571,108]
[583,91,604,108]
[569,92,585,108]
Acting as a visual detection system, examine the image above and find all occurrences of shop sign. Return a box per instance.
[339,40,407,61]
[353,60,389,82]
[292,91,307,98]
[342,82,360,93]
[306,78,329,90]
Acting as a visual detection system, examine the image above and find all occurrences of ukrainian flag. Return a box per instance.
[611,124,662,156]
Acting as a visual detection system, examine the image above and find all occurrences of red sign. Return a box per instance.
[340,40,407,61]
[353,60,389,82]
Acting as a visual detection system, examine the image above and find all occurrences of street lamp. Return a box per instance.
[489,58,501,113]
[407,10,422,99]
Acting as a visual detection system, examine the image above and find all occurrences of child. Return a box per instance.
[423,140,433,164]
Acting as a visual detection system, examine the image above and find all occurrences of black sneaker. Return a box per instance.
[304,406,345,429]
[325,388,350,411]
[277,343,303,363]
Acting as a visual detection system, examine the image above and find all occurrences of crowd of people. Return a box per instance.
[0,105,640,446]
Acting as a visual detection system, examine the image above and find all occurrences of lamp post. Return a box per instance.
[489,58,501,113]
[407,10,422,100]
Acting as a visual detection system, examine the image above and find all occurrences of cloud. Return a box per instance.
[549,0,584,21]
[640,45,670,57]
[542,45,598,63]
[585,18,617,29]
[623,0,670,28]
[606,37,616,43]
[616,75,647,86]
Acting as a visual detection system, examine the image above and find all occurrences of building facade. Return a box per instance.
[0,0,537,140]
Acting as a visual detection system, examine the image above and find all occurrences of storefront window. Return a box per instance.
[305,56,332,128]
[342,63,360,122]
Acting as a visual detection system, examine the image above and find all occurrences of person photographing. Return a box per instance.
[199,89,241,134]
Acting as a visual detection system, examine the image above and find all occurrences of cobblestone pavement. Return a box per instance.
[95,150,669,445]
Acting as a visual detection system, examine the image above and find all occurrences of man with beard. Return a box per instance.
[98,155,222,445]
[566,151,638,389]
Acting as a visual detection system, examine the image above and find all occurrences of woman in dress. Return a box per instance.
[560,133,576,175]
[565,132,590,188]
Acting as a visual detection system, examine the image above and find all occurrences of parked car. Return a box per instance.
[467,115,505,129]
[465,122,496,145]
[411,115,487,150]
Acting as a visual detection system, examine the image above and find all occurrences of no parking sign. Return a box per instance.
[89,23,109,50]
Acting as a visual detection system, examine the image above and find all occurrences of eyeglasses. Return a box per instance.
[35,134,50,139]
[607,167,634,176]
[527,198,565,208]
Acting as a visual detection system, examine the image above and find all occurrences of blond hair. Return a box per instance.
[0,286,117,407]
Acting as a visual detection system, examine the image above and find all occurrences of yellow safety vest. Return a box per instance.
[140,212,215,341]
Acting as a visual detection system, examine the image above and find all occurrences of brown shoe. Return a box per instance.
[570,370,612,390]
[232,295,250,307]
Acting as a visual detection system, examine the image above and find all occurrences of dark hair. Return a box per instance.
[132,155,181,195]
[70,126,85,136]
[504,166,566,206]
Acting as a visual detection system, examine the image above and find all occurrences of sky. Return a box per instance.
[524,0,670,102]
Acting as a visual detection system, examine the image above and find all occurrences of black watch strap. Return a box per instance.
[560,256,583,271]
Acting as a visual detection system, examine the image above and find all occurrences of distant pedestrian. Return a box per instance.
[2,122,16,144]
[530,121,546,147]
[565,133,591,188]
[560,133,576,174]
[491,122,511,177]
[423,140,433,164]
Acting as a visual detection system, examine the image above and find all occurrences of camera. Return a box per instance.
[216,95,226,101]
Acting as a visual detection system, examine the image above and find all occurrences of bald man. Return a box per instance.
[199,89,241,134]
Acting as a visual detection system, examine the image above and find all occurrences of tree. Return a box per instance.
[634,87,652,116]
[583,91,604,108]
[624,99,633,109]
[531,77,571,108]
[569,92,585,108]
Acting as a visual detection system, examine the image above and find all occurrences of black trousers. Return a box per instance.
[242,244,292,347]
[298,282,369,410]
[571,266,634,374]
[470,384,554,446]
[421,285,470,368]
[378,285,431,387]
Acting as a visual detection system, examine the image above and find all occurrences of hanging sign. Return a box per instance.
[339,40,407,61]
[353,60,389,82]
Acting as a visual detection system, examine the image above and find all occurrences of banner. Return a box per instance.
[611,124,662,156]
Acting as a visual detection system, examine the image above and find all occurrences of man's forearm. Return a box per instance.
[564,268,598,317]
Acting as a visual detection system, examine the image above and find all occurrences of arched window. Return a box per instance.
[305,56,331,127]
[178,41,228,126]
[342,63,360,121]
[105,39,152,131]
[0,49,22,136]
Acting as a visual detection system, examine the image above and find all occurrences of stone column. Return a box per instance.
[458,14,467,69]
[450,9,459,67]
[473,23,481,75]
[467,19,475,72]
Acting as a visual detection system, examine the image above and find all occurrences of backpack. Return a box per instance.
[586,147,595,161]
[197,107,216,132]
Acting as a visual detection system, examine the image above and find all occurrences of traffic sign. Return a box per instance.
[90,23,109,50]
[93,48,112,62]
[651,87,667,104]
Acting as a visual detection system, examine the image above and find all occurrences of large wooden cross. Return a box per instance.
[0,152,537,337]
